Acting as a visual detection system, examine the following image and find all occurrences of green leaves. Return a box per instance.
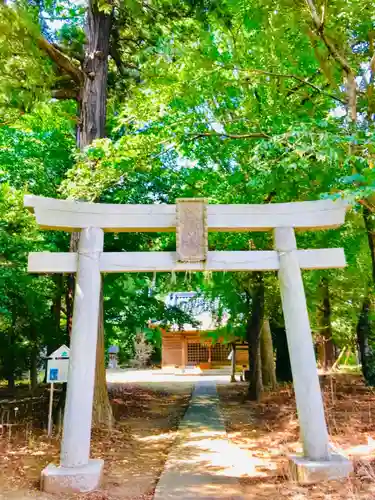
[0,102,75,195]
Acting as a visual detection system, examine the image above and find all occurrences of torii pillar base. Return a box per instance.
[288,454,353,484]
[41,459,104,494]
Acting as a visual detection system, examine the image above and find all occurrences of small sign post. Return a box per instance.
[108,345,120,369]
[46,345,70,437]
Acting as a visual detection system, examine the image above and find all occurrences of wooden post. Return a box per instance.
[182,337,188,368]
[60,227,104,467]
[47,383,54,437]
[274,227,330,461]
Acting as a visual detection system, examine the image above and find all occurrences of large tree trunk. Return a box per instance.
[78,1,111,150]
[247,273,265,401]
[260,319,277,390]
[317,277,335,371]
[64,0,113,426]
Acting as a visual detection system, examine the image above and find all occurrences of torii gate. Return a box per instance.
[25,196,352,493]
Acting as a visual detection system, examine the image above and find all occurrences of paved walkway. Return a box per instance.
[154,381,249,500]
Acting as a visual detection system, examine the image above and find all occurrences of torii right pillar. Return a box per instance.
[274,227,353,483]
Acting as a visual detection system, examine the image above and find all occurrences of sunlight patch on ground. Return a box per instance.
[107,368,232,385]
[175,434,278,478]
[135,431,177,442]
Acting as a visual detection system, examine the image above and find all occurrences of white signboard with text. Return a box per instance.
[47,345,70,383]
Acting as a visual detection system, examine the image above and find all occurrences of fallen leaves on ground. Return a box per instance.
[218,374,375,499]
[0,383,192,500]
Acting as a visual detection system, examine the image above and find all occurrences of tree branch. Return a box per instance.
[359,197,375,213]
[37,37,84,85]
[305,0,352,71]
[286,70,320,96]
[304,0,356,119]
[52,42,84,63]
[242,68,346,105]
[51,88,79,100]
[190,131,270,140]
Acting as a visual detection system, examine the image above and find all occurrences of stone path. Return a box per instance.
[154,381,249,500]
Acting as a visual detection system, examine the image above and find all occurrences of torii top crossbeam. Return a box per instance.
[25,195,347,232]
[25,196,348,273]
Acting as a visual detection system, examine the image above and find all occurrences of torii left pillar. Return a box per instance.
[41,227,104,494]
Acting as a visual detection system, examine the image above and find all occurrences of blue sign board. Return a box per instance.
[49,368,59,381]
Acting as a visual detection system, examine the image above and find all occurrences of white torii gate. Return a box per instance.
[25,196,352,493]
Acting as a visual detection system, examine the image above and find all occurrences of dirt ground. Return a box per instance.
[217,374,375,499]
[2,375,375,500]
[0,382,192,500]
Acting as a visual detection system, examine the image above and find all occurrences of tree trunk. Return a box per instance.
[52,274,63,345]
[358,207,375,385]
[363,207,375,284]
[316,339,325,369]
[30,348,38,392]
[6,305,16,392]
[230,342,236,383]
[260,319,277,390]
[92,282,114,428]
[247,273,265,401]
[317,277,335,371]
[78,1,111,149]
[80,0,113,426]
[64,0,113,426]
[7,371,15,392]
[357,294,375,385]
[30,325,39,392]
[66,266,75,340]
[272,322,293,383]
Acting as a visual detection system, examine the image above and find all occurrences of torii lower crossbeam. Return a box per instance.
[28,248,346,273]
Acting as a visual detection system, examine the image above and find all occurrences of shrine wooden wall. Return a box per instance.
[162,333,184,367]
[161,331,248,368]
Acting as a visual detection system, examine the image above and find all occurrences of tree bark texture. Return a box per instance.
[363,207,375,284]
[78,1,111,149]
[357,295,375,385]
[6,306,16,392]
[51,274,63,346]
[30,325,39,392]
[272,322,293,383]
[317,277,335,370]
[260,319,277,390]
[92,282,114,428]
[358,207,375,385]
[247,273,265,401]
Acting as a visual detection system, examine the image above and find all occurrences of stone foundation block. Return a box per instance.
[41,459,104,494]
[289,453,353,484]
